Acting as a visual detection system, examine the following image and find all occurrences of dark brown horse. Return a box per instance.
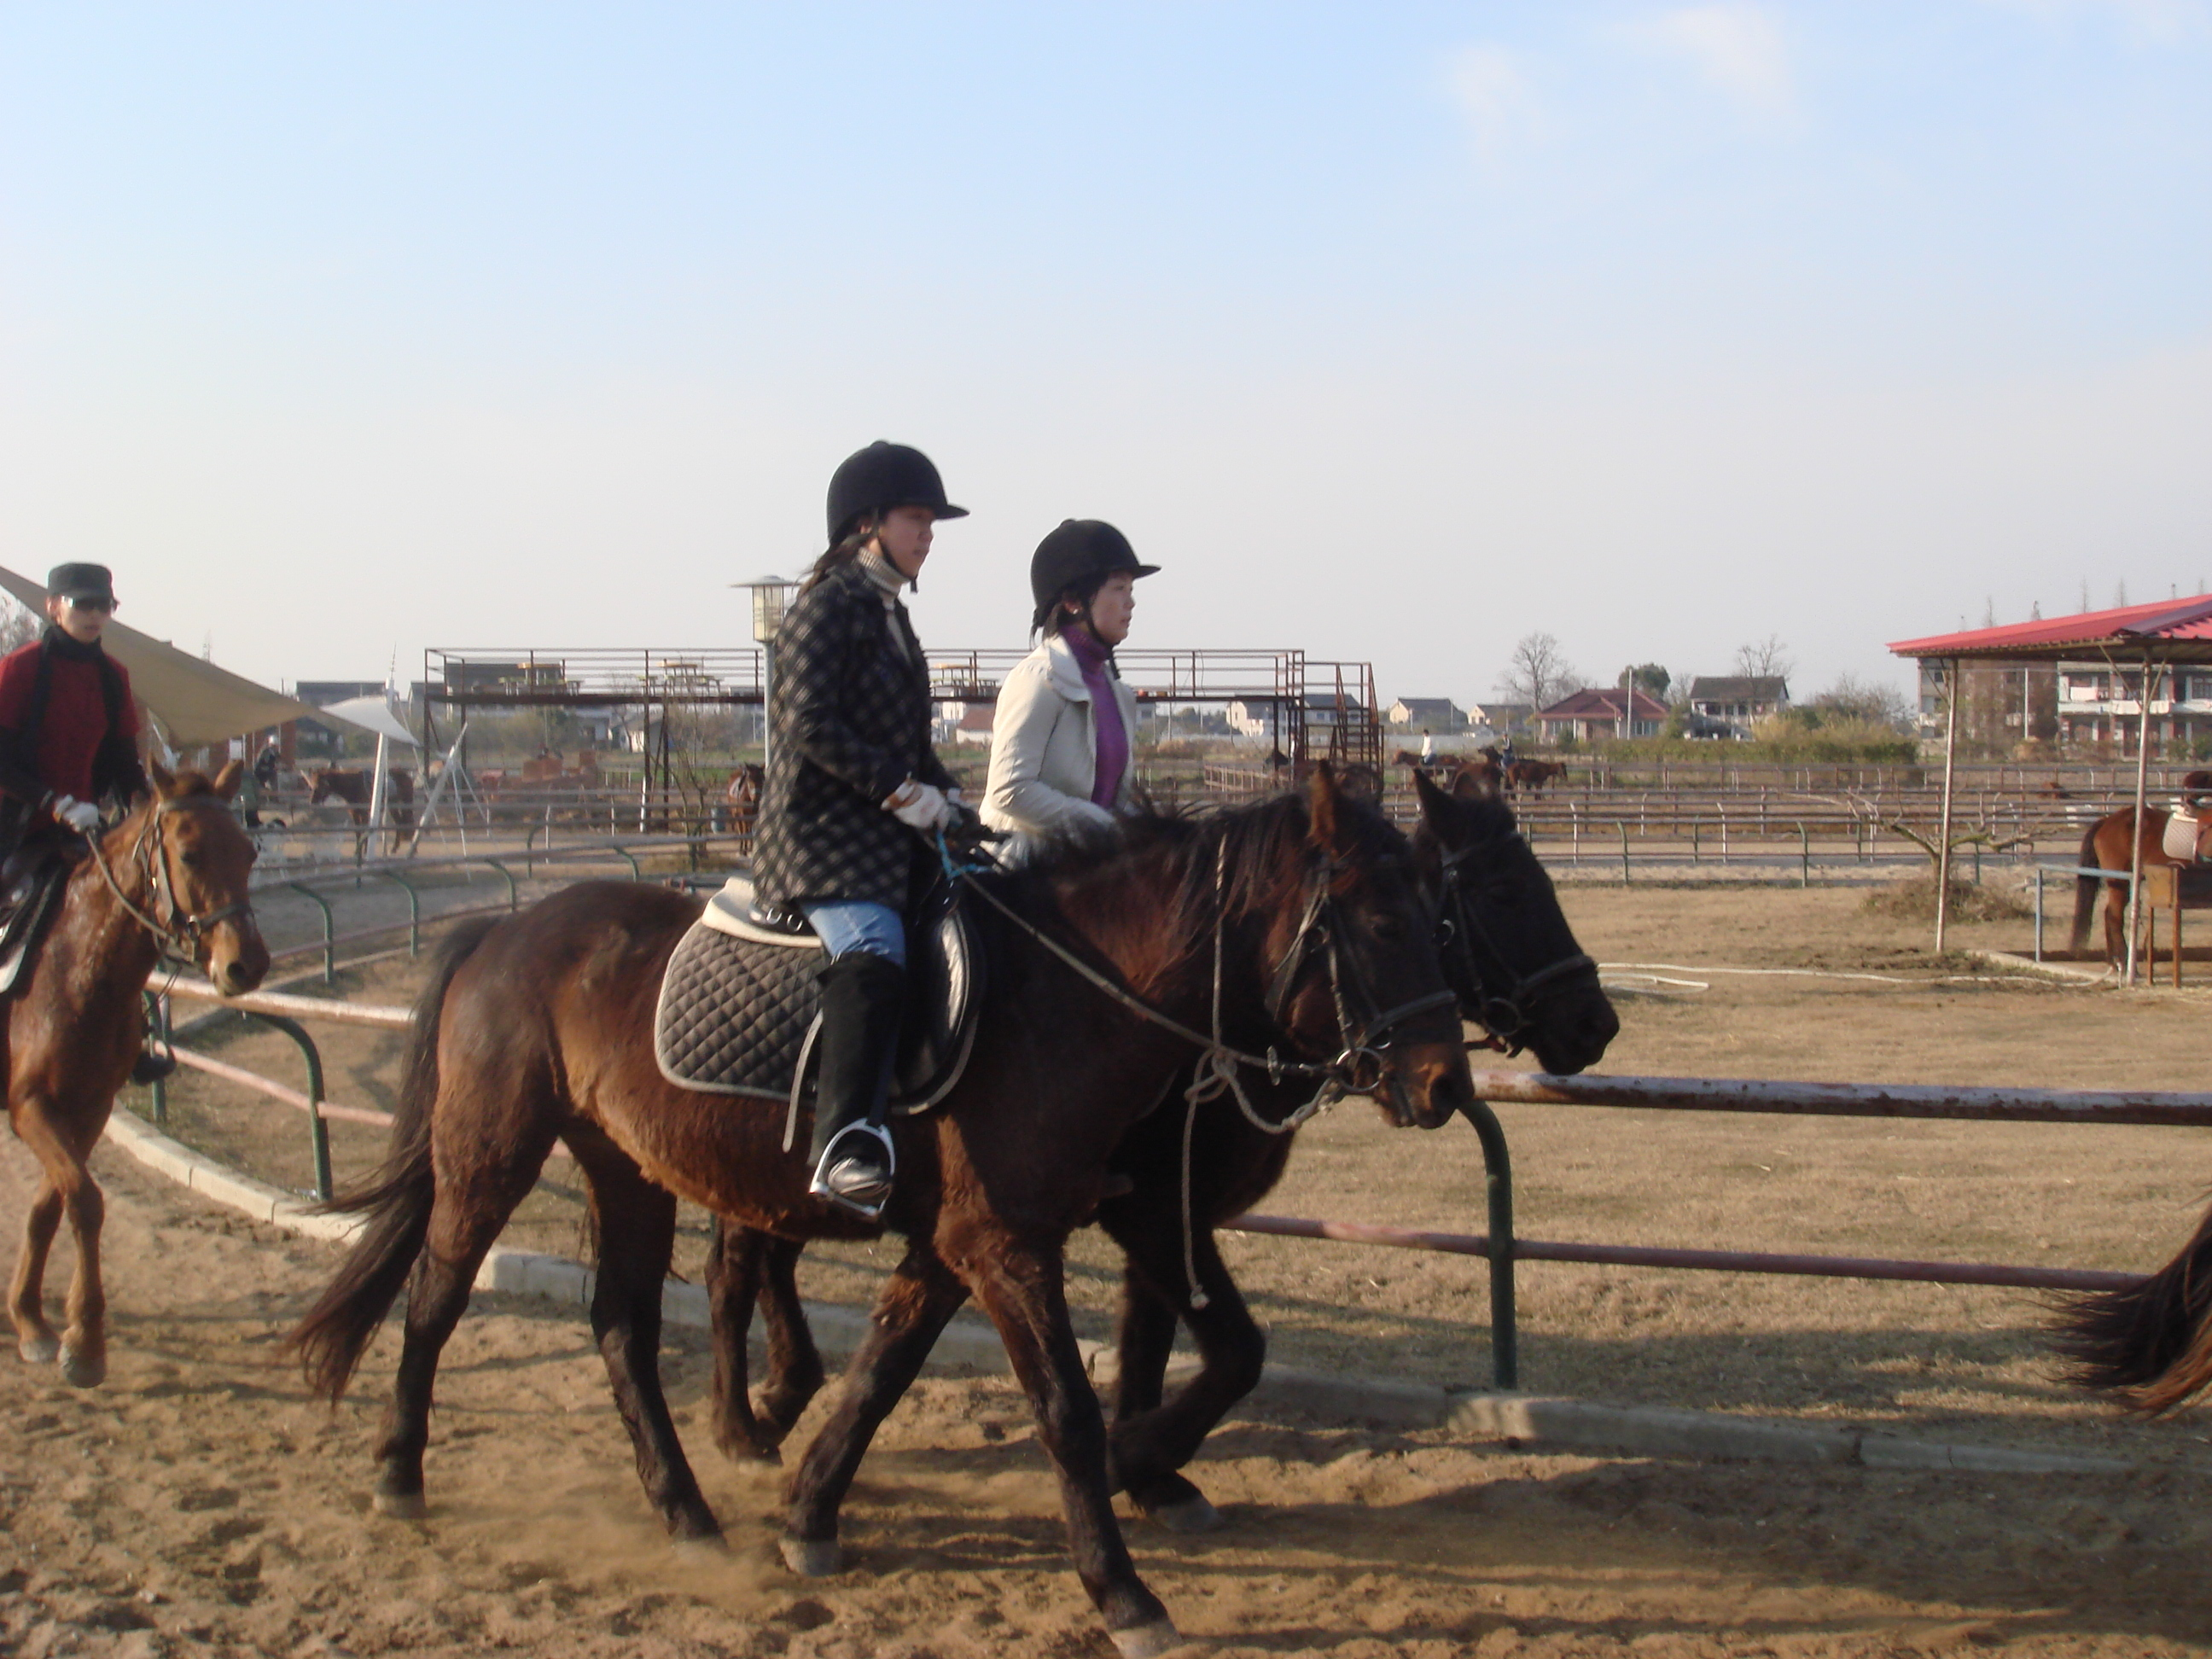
[724,761,765,835]
[1504,758,1568,796]
[2067,805,2197,966]
[308,766,416,852]
[287,767,1470,1656]
[8,764,270,1385]
[702,768,1619,1528]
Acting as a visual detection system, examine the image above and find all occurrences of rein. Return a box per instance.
[83,796,257,967]
[1434,837,1596,1055]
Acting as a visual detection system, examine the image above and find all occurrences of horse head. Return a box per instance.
[131,761,271,996]
[1410,767,1618,1076]
[1249,764,1474,1131]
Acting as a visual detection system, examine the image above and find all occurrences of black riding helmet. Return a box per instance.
[1028,519,1159,632]
[825,441,968,546]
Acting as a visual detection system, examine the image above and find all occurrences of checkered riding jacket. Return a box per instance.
[751,559,957,913]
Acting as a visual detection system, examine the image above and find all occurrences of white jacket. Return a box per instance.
[981,634,1138,856]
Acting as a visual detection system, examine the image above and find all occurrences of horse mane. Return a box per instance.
[150,770,223,801]
[996,787,1407,991]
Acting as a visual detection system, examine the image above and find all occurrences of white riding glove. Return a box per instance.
[883,778,955,832]
[52,795,102,835]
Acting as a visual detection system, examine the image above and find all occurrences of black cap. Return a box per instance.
[825,442,968,545]
[1028,520,1158,626]
[47,562,115,604]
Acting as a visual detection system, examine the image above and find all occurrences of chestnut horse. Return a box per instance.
[288,767,1470,1656]
[2066,806,2200,966]
[1504,758,1568,796]
[2054,1202,2212,1415]
[7,764,270,1386]
[702,767,1618,1530]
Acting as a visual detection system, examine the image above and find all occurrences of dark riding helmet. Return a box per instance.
[1027,520,1159,632]
[825,442,967,546]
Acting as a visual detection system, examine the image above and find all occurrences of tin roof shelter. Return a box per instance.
[1890,594,2212,979]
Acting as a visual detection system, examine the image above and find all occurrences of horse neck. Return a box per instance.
[57,819,165,991]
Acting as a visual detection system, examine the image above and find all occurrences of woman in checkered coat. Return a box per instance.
[751,442,967,1219]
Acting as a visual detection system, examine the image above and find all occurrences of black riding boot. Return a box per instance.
[806,952,906,1221]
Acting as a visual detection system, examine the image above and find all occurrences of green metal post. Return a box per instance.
[1619,822,1630,884]
[1459,1099,1518,1390]
[288,882,337,985]
[380,870,422,958]
[248,1013,331,1202]
[614,846,642,882]
[486,859,518,911]
[523,823,539,878]
[143,990,170,1126]
[1799,823,1810,888]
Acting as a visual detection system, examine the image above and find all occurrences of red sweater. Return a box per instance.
[0,637,141,804]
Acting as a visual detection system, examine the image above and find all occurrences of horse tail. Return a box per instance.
[2051,1199,2212,1414]
[2068,818,2106,955]
[288,915,500,1402]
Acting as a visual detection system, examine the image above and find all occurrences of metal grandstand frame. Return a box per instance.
[421,645,1381,789]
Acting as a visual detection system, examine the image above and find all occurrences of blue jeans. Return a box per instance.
[799,899,907,968]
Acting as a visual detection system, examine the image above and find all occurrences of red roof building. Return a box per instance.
[1534,686,1668,744]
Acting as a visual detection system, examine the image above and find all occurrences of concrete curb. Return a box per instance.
[1968,948,2116,987]
[101,1108,2147,1478]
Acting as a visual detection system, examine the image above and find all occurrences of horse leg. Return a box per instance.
[706,1223,822,1463]
[573,1148,720,1543]
[1103,1220,1258,1533]
[7,1174,64,1365]
[782,1242,969,1575]
[753,1231,824,1449]
[7,1103,106,1385]
[959,1238,1179,1657]
[370,1126,550,1518]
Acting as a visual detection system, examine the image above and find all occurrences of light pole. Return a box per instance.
[734,576,799,775]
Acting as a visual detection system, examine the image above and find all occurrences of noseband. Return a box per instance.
[87,796,259,964]
[1433,838,1596,1057]
[1260,853,1458,1097]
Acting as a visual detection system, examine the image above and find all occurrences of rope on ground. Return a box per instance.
[1598,960,2085,989]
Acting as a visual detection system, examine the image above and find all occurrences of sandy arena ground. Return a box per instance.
[9,878,2212,1656]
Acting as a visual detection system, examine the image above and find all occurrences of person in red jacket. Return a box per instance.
[0,562,166,1081]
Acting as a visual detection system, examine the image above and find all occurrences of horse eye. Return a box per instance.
[1370,914,1406,942]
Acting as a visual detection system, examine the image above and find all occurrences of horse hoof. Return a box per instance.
[59,1347,105,1388]
[18,1334,59,1366]
[1146,1494,1222,1534]
[1109,1615,1185,1658]
[373,1490,428,1521]
[778,1536,843,1577]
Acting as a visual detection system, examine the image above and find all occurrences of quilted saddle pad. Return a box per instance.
[652,895,983,1115]
[0,854,70,998]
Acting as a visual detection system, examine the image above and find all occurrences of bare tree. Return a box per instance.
[1496,632,1584,713]
[1811,672,1914,732]
[0,597,39,655]
[1733,633,1794,681]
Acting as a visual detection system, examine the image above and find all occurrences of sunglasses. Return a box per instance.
[63,596,115,614]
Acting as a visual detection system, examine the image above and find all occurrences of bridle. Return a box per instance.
[85,795,259,966]
[1430,835,1597,1057]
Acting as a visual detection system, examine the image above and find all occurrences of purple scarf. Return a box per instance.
[1065,626,1126,808]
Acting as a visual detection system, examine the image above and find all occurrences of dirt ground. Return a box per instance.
[10,880,2212,1655]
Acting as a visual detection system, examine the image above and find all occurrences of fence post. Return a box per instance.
[614,846,643,882]
[379,870,422,958]
[1460,1101,1517,1390]
[2034,866,2045,961]
[247,1012,332,1202]
[143,991,171,1126]
[1798,822,1810,888]
[287,882,337,985]
[1619,822,1631,884]
[485,859,519,911]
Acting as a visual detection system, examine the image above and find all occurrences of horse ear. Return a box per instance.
[149,759,175,794]
[1306,760,1348,850]
[1412,765,1447,821]
[212,758,245,802]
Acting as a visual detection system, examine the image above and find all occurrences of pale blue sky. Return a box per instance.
[3,3,2207,707]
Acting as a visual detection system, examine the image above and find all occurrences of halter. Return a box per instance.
[85,795,259,966]
[1432,836,1597,1056]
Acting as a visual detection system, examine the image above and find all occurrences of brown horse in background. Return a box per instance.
[1504,758,1568,796]
[287,767,1471,1656]
[7,765,269,1386]
[2066,806,2199,966]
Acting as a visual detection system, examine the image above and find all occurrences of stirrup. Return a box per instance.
[808,1123,895,1220]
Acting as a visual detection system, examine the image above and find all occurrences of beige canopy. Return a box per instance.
[0,564,334,748]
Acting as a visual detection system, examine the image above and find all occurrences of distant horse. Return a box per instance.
[7,765,270,1385]
[310,767,416,853]
[725,763,764,835]
[1504,759,1568,796]
[2067,806,2199,966]
[701,767,1619,1529]
[287,767,1470,1656]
